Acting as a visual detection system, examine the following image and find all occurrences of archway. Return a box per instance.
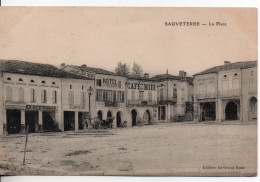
[249,97,257,120]
[116,111,122,127]
[43,111,55,132]
[131,109,138,126]
[7,110,21,134]
[202,103,215,121]
[97,110,103,120]
[107,111,112,118]
[143,110,152,124]
[225,101,238,120]
[25,111,39,133]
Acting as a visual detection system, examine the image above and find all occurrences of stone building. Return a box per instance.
[193,61,257,122]
[126,74,158,126]
[0,60,90,135]
[151,71,194,122]
[60,64,131,128]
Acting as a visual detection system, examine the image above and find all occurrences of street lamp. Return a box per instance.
[87,86,94,128]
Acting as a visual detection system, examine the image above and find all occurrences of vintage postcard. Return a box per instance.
[0,7,257,176]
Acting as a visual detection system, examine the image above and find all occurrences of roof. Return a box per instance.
[0,60,92,80]
[65,65,125,77]
[151,74,193,83]
[126,75,158,82]
[193,61,257,76]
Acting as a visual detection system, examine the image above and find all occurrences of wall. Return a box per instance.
[242,67,257,122]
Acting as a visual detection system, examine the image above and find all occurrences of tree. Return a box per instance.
[132,62,143,78]
[114,61,130,76]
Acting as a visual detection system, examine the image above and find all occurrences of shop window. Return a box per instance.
[52,90,57,104]
[68,91,74,104]
[18,87,24,102]
[41,89,47,103]
[96,79,102,86]
[30,88,36,102]
[6,86,12,101]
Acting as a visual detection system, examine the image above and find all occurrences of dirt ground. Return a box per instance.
[0,122,257,176]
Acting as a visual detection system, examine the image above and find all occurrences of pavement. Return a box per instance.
[0,121,257,176]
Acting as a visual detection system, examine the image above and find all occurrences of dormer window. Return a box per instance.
[30,80,35,83]
[19,78,23,82]
[7,77,11,81]
[42,81,46,84]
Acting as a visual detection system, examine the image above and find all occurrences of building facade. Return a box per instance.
[151,71,194,122]
[126,74,158,126]
[193,61,257,123]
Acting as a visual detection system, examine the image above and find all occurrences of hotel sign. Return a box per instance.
[26,105,56,111]
[102,78,118,88]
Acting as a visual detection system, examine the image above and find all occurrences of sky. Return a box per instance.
[0,7,257,77]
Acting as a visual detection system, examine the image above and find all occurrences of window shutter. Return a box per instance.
[122,91,125,102]
[52,90,55,103]
[41,90,44,103]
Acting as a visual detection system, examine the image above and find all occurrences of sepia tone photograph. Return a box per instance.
[0,7,257,176]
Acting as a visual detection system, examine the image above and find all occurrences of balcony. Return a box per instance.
[218,89,241,98]
[196,93,217,100]
[157,97,177,105]
[104,101,118,107]
[128,99,157,106]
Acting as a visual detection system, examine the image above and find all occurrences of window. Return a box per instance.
[173,88,177,98]
[96,79,102,86]
[30,88,36,102]
[81,92,86,105]
[7,77,11,81]
[30,80,35,83]
[18,88,24,102]
[82,85,84,90]
[6,86,12,101]
[70,85,72,89]
[118,91,125,103]
[232,79,239,89]
[41,89,47,103]
[158,106,166,120]
[148,91,152,101]
[42,81,46,84]
[68,91,74,104]
[181,88,185,102]
[96,89,103,101]
[139,91,144,101]
[224,75,227,78]
[131,90,135,100]
[19,78,23,82]
[174,84,176,86]
[118,81,121,88]
[251,71,254,77]
[52,82,56,85]
[52,90,57,104]
[234,73,237,76]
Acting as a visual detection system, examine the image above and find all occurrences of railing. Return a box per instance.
[157,97,177,104]
[218,89,241,98]
[127,100,157,106]
[195,93,217,100]
[104,101,118,107]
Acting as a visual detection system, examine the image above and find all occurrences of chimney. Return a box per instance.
[60,63,66,69]
[80,64,87,71]
[166,69,168,74]
[224,61,231,67]
[179,70,187,78]
[144,73,149,79]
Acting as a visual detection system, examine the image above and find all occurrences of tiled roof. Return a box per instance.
[126,75,158,82]
[193,61,257,76]
[151,74,193,83]
[66,65,124,77]
[0,60,92,80]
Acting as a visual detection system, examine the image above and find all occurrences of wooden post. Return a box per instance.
[23,125,29,165]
